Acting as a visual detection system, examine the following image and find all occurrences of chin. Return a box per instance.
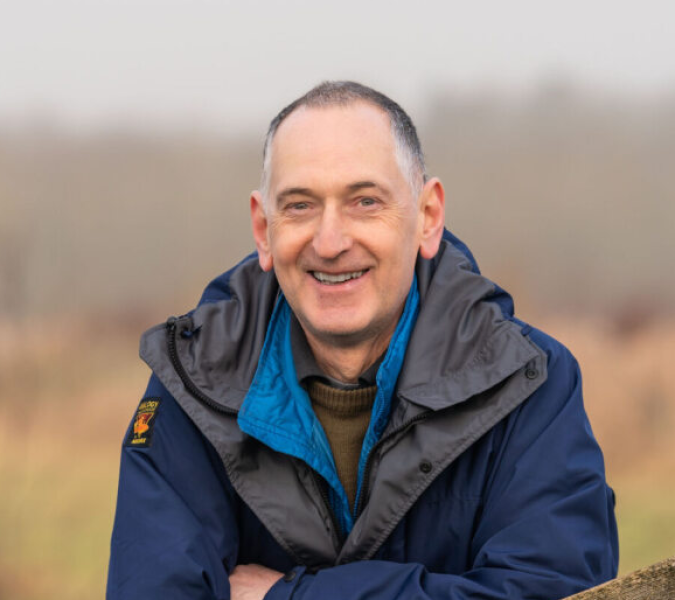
[304,316,371,344]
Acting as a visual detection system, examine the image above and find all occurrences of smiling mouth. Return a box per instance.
[311,270,367,285]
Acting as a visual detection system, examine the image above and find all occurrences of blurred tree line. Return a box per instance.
[1,84,673,323]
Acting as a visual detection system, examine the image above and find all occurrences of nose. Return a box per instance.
[312,204,352,259]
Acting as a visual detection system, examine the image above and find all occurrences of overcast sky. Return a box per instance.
[1,0,674,133]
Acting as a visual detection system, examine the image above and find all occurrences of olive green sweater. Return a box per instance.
[306,379,376,511]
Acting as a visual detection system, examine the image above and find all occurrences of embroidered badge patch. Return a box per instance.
[125,397,161,448]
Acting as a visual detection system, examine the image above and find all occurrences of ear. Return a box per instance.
[418,177,446,259]
[250,191,274,272]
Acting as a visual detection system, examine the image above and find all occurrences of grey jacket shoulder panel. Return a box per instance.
[140,256,278,413]
[398,240,544,410]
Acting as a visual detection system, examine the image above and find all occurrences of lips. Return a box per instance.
[311,270,367,284]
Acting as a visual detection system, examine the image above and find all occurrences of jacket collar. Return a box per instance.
[398,240,540,410]
[140,236,538,419]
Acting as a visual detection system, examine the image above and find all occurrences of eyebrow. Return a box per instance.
[275,180,388,206]
[275,187,319,205]
[345,181,380,193]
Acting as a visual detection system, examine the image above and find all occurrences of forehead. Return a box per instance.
[269,102,402,190]
[274,101,393,143]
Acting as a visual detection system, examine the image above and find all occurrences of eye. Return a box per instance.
[283,201,310,213]
[359,197,377,207]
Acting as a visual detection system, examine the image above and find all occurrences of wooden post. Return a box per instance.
[562,556,675,599]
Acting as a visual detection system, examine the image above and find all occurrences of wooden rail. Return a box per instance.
[563,556,675,599]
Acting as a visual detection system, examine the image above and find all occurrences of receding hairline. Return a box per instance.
[264,102,415,205]
[259,81,427,203]
[260,103,424,205]
[267,98,397,154]
[269,100,395,154]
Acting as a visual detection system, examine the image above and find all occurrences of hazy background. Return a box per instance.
[1,1,674,598]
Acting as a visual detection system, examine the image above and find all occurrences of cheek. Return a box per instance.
[381,229,420,268]
[268,228,295,262]
[269,220,314,261]
[269,238,308,285]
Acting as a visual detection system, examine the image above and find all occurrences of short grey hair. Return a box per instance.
[259,81,427,205]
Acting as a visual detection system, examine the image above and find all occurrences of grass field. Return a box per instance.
[1,314,674,599]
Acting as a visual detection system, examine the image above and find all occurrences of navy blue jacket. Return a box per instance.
[108,231,618,599]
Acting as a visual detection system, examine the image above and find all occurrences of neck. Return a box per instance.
[303,329,392,384]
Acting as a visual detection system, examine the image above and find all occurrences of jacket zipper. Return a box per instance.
[353,409,432,520]
[166,316,237,416]
[310,471,345,548]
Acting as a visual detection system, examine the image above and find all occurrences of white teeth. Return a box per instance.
[312,270,365,284]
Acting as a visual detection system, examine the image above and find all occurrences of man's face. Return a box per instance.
[251,102,443,351]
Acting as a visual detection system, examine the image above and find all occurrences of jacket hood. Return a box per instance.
[140,230,540,418]
[401,240,538,410]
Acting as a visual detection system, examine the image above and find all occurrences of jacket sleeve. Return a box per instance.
[264,339,619,600]
[107,374,239,600]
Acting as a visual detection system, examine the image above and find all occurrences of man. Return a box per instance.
[107,81,618,600]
